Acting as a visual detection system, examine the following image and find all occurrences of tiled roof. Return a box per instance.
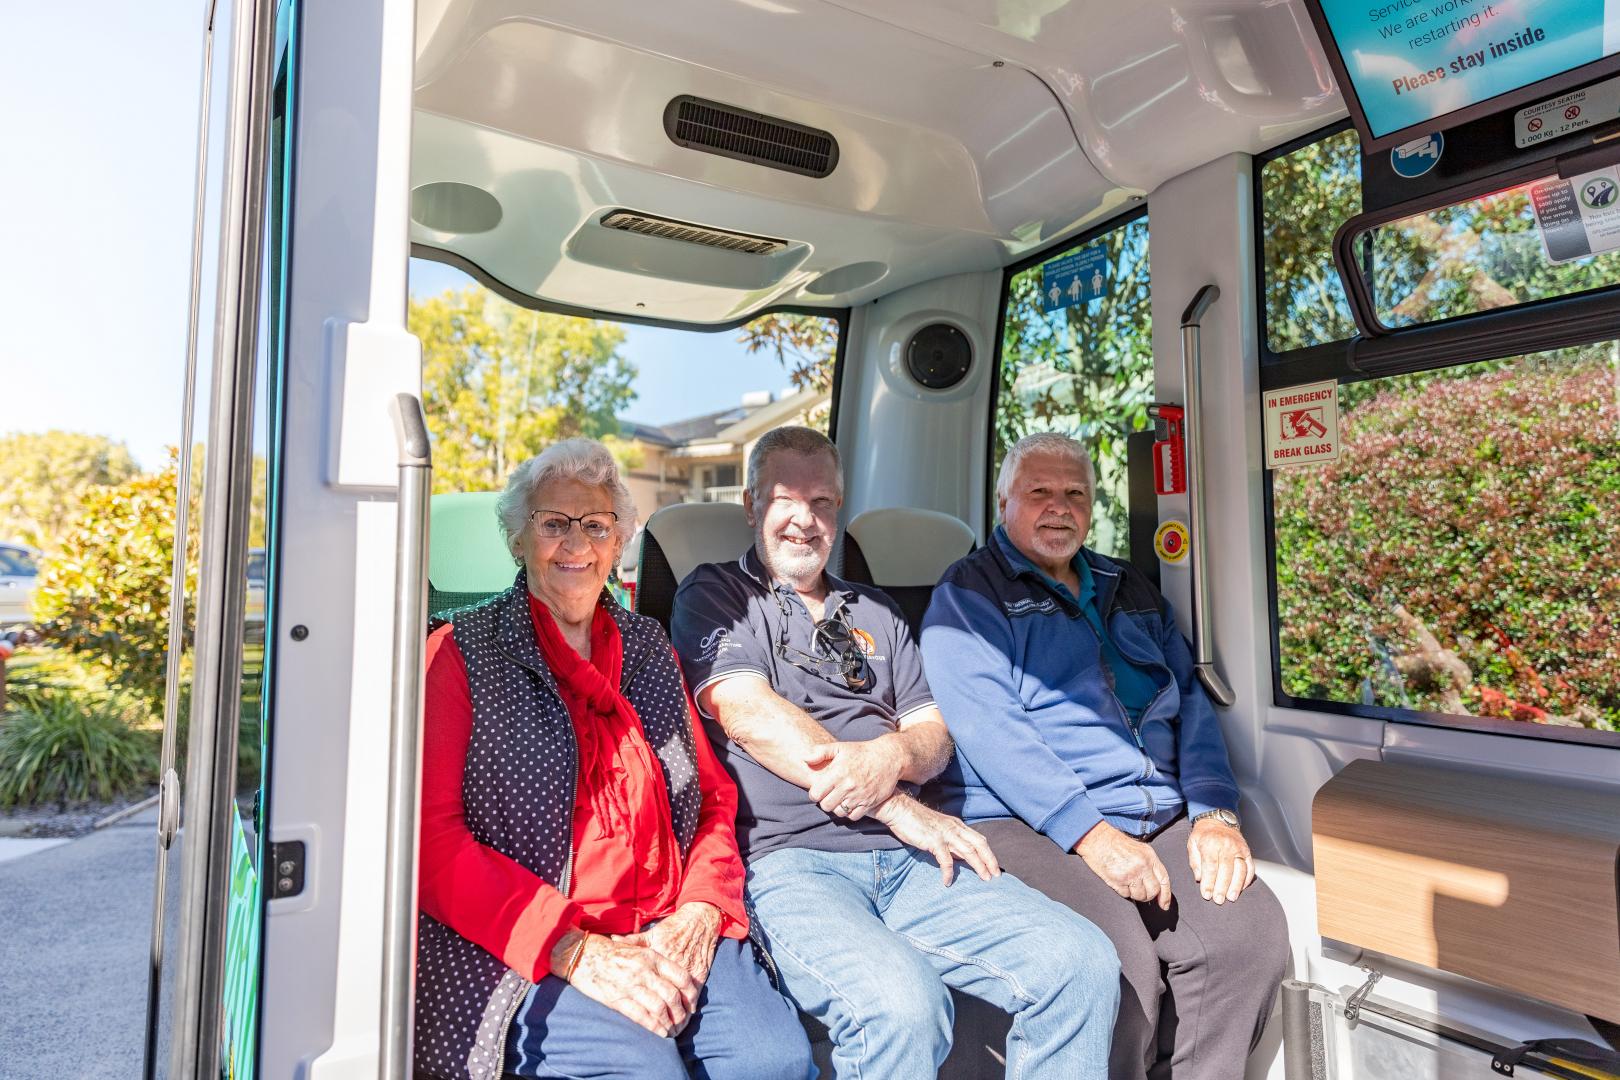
[621,405,753,446]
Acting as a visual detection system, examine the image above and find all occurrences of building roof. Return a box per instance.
[620,402,757,447]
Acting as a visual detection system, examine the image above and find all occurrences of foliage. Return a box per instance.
[997,216,1154,557]
[599,434,645,473]
[412,287,636,493]
[735,313,841,393]
[1368,188,1620,330]
[1273,348,1620,732]
[1261,128,1620,347]
[0,431,139,551]
[0,685,157,806]
[1260,130,1361,353]
[30,459,195,715]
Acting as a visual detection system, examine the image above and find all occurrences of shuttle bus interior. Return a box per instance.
[146,0,1620,1077]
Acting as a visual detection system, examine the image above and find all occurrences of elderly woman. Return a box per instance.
[414,438,813,1080]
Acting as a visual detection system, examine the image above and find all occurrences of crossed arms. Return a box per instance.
[696,675,998,883]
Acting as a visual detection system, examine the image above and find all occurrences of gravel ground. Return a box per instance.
[0,788,159,838]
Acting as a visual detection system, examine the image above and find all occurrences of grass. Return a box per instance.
[1,652,161,807]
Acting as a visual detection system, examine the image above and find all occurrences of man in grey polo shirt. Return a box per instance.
[670,426,1119,1080]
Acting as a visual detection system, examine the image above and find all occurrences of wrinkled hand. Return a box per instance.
[553,930,700,1037]
[805,738,904,821]
[1188,819,1255,905]
[1076,821,1172,909]
[873,794,999,885]
[642,902,724,986]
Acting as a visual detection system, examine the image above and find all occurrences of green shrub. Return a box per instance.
[0,687,158,806]
[1274,348,1620,731]
[31,459,196,715]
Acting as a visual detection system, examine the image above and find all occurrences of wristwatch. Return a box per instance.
[1192,808,1240,829]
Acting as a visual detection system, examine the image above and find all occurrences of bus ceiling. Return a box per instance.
[408,0,1343,326]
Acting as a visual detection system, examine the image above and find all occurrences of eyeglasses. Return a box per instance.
[773,591,872,691]
[528,509,619,541]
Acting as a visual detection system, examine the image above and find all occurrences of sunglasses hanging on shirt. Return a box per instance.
[772,590,873,692]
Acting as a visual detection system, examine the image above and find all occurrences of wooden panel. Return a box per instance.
[1313,759,1620,1022]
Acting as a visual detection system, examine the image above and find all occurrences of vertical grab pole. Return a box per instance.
[1179,285,1237,707]
[380,393,431,1079]
[1280,979,1324,1080]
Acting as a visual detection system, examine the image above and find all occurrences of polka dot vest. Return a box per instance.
[414,576,703,1080]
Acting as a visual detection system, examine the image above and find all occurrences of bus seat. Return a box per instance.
[841,508,976,637]
[634,502,751,632]
[428,492,516,624]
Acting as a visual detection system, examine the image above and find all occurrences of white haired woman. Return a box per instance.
[414,438,813,1080]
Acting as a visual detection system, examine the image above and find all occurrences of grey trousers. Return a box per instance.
[977,816,1288,1080]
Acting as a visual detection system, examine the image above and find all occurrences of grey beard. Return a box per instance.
[756,534,828,590]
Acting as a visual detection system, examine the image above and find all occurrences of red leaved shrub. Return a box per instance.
[1273,348,1619,732]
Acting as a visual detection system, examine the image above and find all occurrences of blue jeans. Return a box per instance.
[746,845,1120,1080]
[504,937,815,1080]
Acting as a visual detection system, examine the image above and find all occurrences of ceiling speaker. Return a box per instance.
[904,324,972,389]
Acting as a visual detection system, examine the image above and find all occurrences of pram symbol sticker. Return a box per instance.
[1263,380,1340,469]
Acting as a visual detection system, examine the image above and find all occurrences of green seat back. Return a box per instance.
[428,492,516,621]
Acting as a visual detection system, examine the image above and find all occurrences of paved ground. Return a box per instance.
[0,838,66,864]
[0,806,171,1079]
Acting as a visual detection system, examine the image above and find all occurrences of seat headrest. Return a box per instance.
[642,502,752,586]
[429,492,516,593]
[844,508,975,587]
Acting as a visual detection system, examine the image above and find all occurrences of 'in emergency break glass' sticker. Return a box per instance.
[1263,380,1342,469]
[1040,244,1108,313]
[1530,166,1620,263]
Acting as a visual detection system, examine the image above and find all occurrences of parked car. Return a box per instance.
[0,542,39,625]
[245,547,266,635]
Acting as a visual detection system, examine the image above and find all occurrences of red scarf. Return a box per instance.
[528,596,675,849]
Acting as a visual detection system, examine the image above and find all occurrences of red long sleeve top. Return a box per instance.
[418,598,748,983]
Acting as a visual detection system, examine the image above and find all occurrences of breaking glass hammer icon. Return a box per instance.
[1283,407,1327,440]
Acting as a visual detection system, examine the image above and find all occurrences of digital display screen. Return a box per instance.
[1313,0,1620,140]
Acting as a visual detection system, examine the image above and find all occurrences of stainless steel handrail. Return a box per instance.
[166,0,280,1074]
[1179,285,1236,707]
[142,7,216,1078]
[380,393,432,1079]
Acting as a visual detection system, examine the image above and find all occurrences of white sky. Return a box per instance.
[0,3,205,472]
[0,5,798,473]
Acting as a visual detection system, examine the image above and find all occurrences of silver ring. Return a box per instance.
[838,802,854,815]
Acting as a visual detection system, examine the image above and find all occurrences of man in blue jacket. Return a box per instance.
[921,432,1287,1080]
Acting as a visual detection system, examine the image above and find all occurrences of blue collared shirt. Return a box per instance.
[1002,531,1160,722]
[921,529,1239,846]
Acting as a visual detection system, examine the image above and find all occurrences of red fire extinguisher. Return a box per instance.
[1148,403,1186,495]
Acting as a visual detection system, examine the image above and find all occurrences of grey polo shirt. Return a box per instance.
[671,546,936,861]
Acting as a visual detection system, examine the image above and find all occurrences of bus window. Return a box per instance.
[1352,179,1620,330]
[1269,345,1619,740]
[992,210,1152,560]
[407,259,840,531]
[1258,126,1361,356]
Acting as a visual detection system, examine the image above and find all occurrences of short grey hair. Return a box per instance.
[996,432,1096,501]
[496,437,637,561]
[746,425,843,501]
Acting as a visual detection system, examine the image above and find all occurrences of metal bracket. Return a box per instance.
[1493,1037,1620,1077]
[268,840,306,899]
[1343,967,1382,1024]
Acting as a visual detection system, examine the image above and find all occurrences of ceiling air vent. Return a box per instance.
[663,95,839,179]
[599,210,789,256]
